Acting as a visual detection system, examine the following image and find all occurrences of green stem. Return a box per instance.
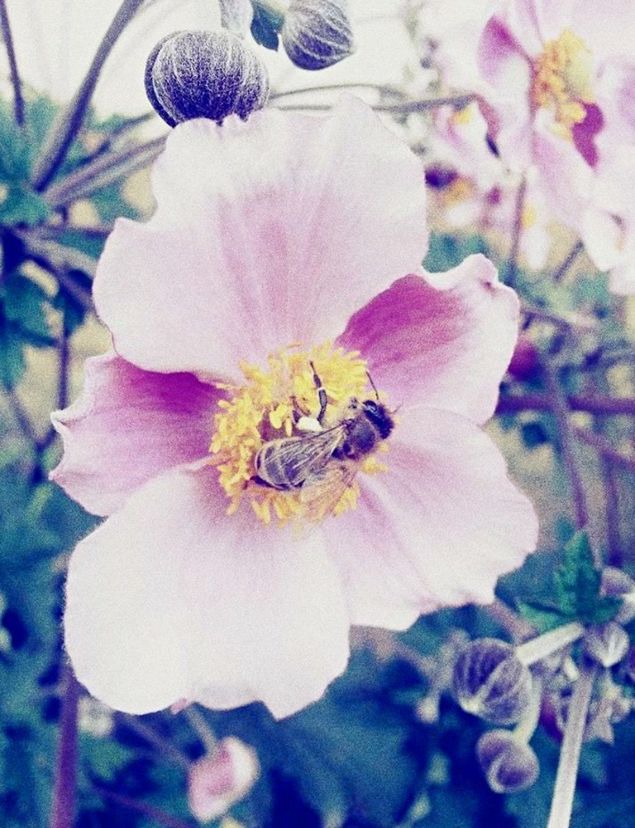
[514,675,543,743]
[270,82,405,100]
[546,664,597,828]
[31,0,145,191]
[44,135,165,208]
[183,706,217,754]
[553,240,584,283]
[276,94,476,114]
[505,176,526,289]
[515,622,585,667]
[542,360,589,530]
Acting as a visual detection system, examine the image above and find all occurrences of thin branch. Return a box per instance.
[553,240,584,283]
[542,360,589,529]
[0,0,24,125]
[23,247,93,310]
[275,94,476,114]
[2,383,39,443]
[496,394,635,417]
[93,788,194,828]
[18,232,97,278]
[43,135,165,208]
[505,176,527,289]
[28,223,113,241]
[270,82,406,100]
[546,664,597,828]
[116,714,191,770]
[573,427,635,474]
[31,0,146,191]
[50,667,80,828]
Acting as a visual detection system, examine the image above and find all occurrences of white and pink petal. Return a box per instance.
[51,353,222,516]
[337,255,519,425]
[324,406,538,629]
[94,98,428,380]
[64,463,350,719]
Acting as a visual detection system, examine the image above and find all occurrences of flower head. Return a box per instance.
[53,98,538,718]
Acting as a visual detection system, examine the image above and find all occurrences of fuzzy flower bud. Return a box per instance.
[187,737,259,822]
[145,30,269,127]
[452,639,532,725]
[476,730,539,794]
[282,0,354,70]
[601,567,635,624]
[584,622,630,668]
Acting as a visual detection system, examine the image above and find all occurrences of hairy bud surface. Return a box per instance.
[145,30,269,126]
[452,638,532,725]
[476,730,539,794]
[282,0,354,70]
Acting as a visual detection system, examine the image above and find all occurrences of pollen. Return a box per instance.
[531,29,594,138]
[209,342,388,525]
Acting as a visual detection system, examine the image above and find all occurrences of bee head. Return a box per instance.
[361,399,394,439]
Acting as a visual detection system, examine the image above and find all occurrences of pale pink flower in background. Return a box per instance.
[473,0,635,289]
[188,738,258,823]
[426,103,553,270]
[52,98,538,719]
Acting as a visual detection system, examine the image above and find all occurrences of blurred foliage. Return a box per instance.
[0,83,634,828]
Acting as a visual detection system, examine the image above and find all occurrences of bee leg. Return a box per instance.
[310,360,328,424]
[250,474,274,488]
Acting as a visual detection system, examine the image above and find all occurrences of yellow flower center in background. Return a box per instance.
[210,343,388,526]
[531,29,594,138]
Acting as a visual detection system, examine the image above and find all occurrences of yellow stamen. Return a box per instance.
[531,29,594,139]
[210,343,389,525]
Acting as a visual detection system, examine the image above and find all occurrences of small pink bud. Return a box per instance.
[188,737,259,822]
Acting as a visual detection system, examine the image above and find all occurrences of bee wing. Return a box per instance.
[267,425,345,487]
[299,462,358,522]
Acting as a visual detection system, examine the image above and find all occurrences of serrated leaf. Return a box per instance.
[250,1,283,49]
[554,531,600,617]
[552,532,621,624]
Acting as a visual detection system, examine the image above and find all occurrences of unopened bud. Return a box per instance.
[282,0,355,71]
[476,730,539,794]
[601,567,635,624]
[145,30,269,127]
[452,639,532,725]
[188,737,258,822]
[584,622,629,668]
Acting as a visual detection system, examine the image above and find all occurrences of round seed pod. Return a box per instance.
[452,638,533,725]
[476,730,539,794]
[282,0,354,71]
[145,30,269,127]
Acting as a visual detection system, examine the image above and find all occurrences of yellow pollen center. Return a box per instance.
[531,29,594,138]
[209,343,390,526]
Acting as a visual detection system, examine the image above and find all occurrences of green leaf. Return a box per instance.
[553,532,621,624]
[0,316,26,388]
[3,272,52,344]
[250,1,284,49]
[0,186,51,227]
[517,601,566,632]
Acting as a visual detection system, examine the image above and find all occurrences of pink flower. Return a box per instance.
[475,0,635,278]
[188,737,258,822]
[52,98,538,719]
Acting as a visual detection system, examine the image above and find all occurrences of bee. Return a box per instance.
[252,364,394,515]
